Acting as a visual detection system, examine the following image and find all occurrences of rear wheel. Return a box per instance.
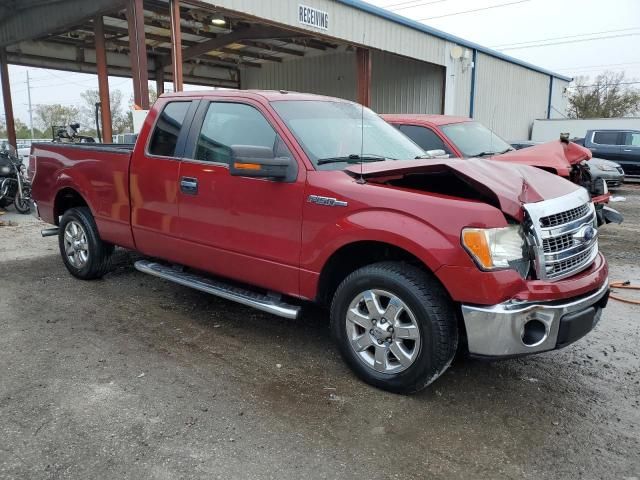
[330,261,458,394]
[58,207,114,280]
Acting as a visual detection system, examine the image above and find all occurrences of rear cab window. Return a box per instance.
[148,101,192,157]
[592,131,621,145]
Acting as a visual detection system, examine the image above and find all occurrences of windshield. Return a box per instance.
[441,121,512,157]
[271,100,424,169]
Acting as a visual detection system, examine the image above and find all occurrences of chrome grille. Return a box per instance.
[524,189,599,281]
[543,233,573,253]
[546,249,594,277]
[539,203,590,228]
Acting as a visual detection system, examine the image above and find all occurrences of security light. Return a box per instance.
[211,15,226,25]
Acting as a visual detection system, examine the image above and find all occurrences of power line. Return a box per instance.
[568,81,640,88]
[498,32,640,50]
[555,61,640,72]
[418,0,530,20]
[490,27,640,48]
[385,0,448,11]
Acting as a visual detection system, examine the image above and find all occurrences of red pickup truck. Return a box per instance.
[382,114,622,224]
[30,91,609,393]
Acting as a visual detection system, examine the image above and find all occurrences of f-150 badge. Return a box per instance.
[307,195,348,207]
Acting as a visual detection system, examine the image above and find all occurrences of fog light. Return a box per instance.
[521,319,547,347]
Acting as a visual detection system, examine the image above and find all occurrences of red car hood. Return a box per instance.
[495,141,592,176]
[346,157,580,221]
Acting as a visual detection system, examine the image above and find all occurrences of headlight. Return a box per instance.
[0,166,9,175]
[462,225,529,276]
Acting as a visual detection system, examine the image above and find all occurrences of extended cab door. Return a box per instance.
[130,99,199,260]
[620,131,640,176]
[175,99,306,296]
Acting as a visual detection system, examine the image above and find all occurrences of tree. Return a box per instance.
[79,88,132,135]
[34,104,80,133]
[567,71,640,119]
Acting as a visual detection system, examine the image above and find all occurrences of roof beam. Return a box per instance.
[178,25,288,64]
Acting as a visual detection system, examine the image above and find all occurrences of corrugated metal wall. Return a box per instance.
[550,77,569,119]
[201,0,448,67]
[473,53,550,140]
[242,50,445,114]
[371,51,443,113]
[241,50,357,100]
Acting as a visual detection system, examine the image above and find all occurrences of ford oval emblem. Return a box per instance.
[573,225,597,243]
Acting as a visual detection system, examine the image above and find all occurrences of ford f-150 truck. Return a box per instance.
[30,91,609,394]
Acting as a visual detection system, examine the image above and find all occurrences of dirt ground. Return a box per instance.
[0,186,639,480]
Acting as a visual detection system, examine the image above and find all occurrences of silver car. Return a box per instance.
[588,157,625,189]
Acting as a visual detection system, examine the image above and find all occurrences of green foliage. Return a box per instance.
[568,71,640,119]
[34,104,80,132]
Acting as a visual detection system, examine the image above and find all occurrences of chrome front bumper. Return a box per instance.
[461,280,609,358]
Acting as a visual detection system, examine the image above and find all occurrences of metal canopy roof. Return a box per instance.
[0,0,343,88]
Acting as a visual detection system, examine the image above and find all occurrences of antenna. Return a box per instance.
[358,31,366,185]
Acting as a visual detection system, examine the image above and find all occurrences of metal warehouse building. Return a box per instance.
[0,0,571,146]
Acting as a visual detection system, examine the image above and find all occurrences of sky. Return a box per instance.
[2,0,640,130]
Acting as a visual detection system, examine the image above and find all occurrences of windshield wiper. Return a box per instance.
[472,151,499,157]
[317,154,389,165]
[473,147,513,157]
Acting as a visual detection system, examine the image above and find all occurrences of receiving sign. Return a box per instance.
[298,4,329,30]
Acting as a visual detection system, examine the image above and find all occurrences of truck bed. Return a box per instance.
[31,141,135,249]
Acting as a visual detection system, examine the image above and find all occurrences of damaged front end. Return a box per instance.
[572,162,623,225]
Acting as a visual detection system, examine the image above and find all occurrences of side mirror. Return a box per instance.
[229,145,291,180]
[418,149,449,159]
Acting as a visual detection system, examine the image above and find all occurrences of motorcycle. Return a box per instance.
[0,144,31,214]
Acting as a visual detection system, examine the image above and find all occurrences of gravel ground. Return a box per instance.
[0,186,639,480]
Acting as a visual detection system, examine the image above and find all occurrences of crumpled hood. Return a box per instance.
[346,157,580,221]
[496,140,592,176]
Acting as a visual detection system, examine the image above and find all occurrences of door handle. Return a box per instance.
[180,176,198,195]
[623,149,632,152]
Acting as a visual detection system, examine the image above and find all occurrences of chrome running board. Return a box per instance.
[134,260,300,319]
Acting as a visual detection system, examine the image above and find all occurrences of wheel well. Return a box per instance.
[317,241,426,306]
[536,166,557,175]
[54,188,88,224]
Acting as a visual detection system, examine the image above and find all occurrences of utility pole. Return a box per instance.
[26,70,34,139]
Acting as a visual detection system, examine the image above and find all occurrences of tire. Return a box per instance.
[14,193,30,214]
[58,207,114,280]
[330,261,458,394]
[0,197,10,208]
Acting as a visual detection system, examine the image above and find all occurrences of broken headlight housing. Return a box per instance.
[461,225,530,277]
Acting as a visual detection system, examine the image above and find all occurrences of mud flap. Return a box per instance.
[596,204,623,225]
[602,205,623,224]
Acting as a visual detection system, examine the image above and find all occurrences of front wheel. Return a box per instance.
[58,207,114,280]
[14,193,30,214]
[330,262,458,394]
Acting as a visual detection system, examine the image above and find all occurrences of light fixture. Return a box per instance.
[211,15,226,26]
